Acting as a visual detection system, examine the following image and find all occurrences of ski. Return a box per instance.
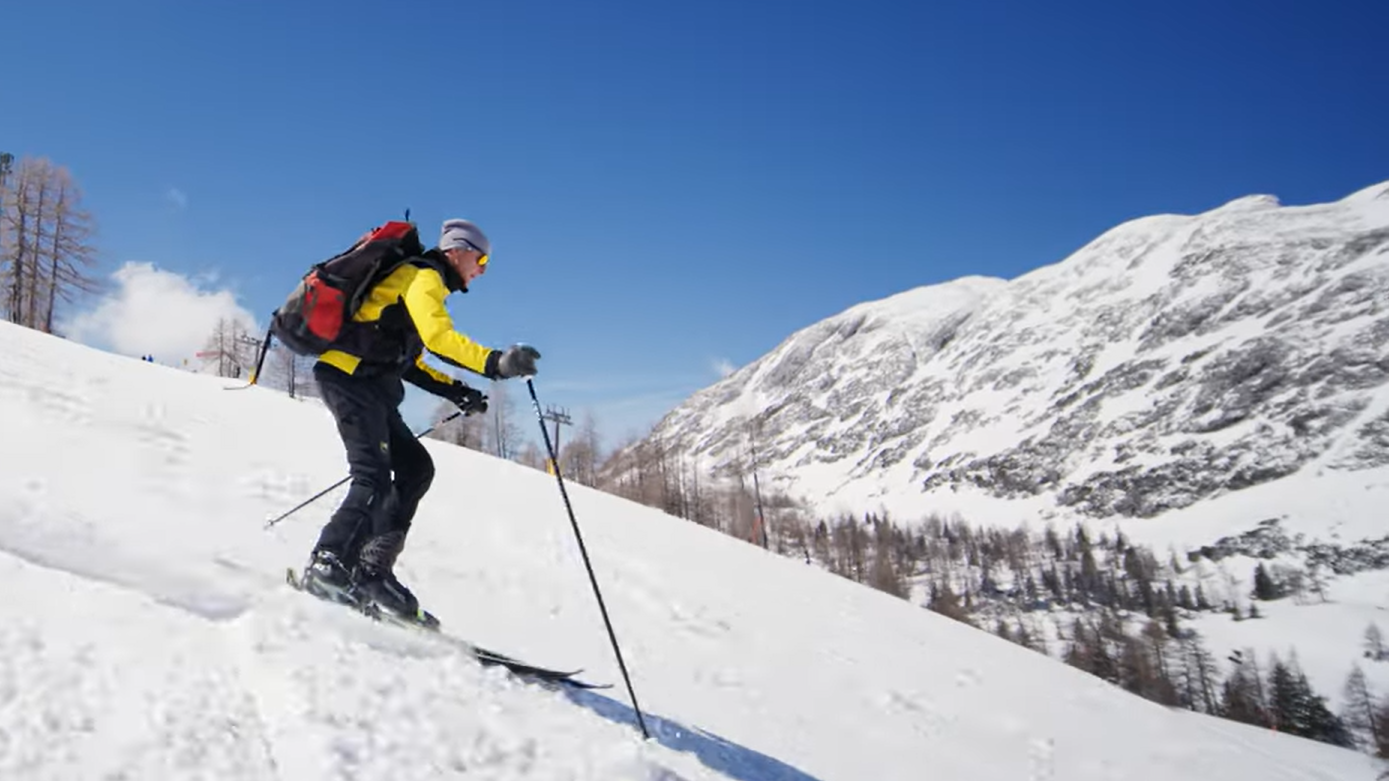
[285,567,610,690]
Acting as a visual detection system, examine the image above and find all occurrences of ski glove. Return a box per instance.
[496,343,541,379]
[449,383,489,416]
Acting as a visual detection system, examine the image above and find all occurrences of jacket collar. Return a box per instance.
[422,248,468,293]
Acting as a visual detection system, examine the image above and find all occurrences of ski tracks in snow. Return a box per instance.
[229,591,712,781]
[0,551,275,780]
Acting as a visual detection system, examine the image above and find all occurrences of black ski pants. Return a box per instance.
[312,363,435,567]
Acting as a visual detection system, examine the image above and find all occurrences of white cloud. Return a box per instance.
[165,187,188,211]
[713,357,737,378]
[62,261,258,365]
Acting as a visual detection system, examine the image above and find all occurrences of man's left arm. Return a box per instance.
[404,354,489,415]
[402,353,461,397]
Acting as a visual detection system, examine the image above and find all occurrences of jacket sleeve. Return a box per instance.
[400,266,500,378]
[403,353,461,398]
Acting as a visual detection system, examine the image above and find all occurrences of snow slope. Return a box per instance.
[0,320,1381,780]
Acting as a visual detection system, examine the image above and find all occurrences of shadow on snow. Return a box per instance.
[560,685,824,781]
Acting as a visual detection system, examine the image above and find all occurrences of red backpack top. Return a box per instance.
[270,220,425,357]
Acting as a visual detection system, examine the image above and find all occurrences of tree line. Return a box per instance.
[582,434,1388,756]
[883,514,1385,753]
[422,386,607,477]
[195,316,322,398]
[0,152,103,332]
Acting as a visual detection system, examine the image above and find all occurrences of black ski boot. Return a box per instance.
[352,531,438,628]
[300,548,359,607]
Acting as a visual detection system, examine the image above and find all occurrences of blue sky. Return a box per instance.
[5,0,1387,448]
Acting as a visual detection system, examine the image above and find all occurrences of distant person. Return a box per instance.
[298,218,541,625]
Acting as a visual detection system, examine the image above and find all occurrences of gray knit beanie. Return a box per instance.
[439,218,491,256]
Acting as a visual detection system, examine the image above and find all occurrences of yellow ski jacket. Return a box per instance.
[316,252,500,395]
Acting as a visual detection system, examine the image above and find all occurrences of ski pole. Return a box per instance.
[526,378,650,740]
[264,409,465,529]
[225,326,274,391]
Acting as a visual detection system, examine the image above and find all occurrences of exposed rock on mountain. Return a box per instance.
[618,180,1389,535]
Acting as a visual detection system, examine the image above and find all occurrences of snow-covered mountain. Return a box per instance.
[628,180,1389,550]
[0,310,1382,777]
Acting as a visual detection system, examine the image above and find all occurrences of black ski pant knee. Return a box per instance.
[312,364,435,569]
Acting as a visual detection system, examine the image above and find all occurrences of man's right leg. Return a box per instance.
[351,407,437,620]
[303,365,393,604]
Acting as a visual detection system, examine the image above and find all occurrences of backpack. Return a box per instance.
[269,220,425,357]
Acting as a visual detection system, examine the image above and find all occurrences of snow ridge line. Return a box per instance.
[0,496,257,622]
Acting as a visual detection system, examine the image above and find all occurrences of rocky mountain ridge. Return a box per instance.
[614,180,1389,550]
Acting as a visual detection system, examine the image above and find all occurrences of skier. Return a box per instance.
[299,217,541,623]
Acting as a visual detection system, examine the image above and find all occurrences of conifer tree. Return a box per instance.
[1140,619,1179,701]
[869,516,909,598]
[1376,699,1389,758]
[1044,524,1063,559]
[1178,584,1195,611]
[1043,565,1063,602]
[1024,573,1040,607]
[1120,635,1169,702]
[1064,619,1093,674]
[1268,655,1353,747]
[1253,562,1282,600]
[1366,623,1386,662]
[1014,619,1045,654]
[1179,632,1219,713]
[1091,611,1123,684]
[995,619,1013,644]
[1268,656,1301,733]
[1221,650,1269,727]
[1195,583,1212,611]
[926,580,971,625]
[1342,664,1381,750]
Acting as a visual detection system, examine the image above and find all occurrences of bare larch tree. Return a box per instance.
[0,156,101,331]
